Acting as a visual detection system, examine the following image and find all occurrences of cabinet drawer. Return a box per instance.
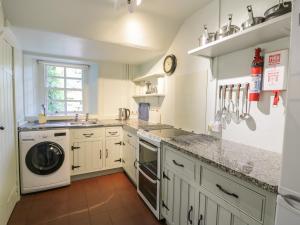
[201,167,265,222]
[72,128,104,139]
[124,130,138,147]
[165,147,195,180]
[106,127,121,137]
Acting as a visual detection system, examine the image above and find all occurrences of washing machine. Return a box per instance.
[19,129,70,194]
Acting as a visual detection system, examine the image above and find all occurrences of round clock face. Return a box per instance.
[163,54,177,75]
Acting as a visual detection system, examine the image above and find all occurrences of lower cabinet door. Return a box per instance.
[105,137,122,169]
[71,140,103,175]
[161,168,175,224]
[162,169,196,225]
[123,142,137,184]
[71,142,86,175]
[197,192,252,225]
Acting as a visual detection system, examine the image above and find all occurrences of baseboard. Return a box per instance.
[71,167,123,182]
[0,185,19,225]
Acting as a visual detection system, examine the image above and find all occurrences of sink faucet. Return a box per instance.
[85,113,89,122]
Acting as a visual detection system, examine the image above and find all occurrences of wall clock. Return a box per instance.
[163,54,177,75]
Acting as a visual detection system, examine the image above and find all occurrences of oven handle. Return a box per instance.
[139,140,158,152]
[138,167,158,184]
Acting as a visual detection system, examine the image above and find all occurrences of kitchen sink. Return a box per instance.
[69,120,102,126]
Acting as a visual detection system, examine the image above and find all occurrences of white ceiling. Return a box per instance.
[3,0,211,63]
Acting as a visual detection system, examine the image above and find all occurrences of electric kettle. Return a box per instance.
[118,108,131,120]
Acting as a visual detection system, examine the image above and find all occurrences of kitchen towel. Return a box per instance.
[138,103,150,121]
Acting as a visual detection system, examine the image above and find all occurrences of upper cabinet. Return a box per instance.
[188,13,291,58]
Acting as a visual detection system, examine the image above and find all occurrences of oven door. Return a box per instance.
[137,166,160,219]
[138,139,160,178]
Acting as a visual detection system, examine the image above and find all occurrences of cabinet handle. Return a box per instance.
[106,149,108,158]
[163,172,170,180]
[0,126,4,130]
[134,159,137,169]
[83,133,94,137]
[115,141,122,145]
[127,134,132,138]
[72,165,80,170]
[71,146,80,151]
[187,206,193,224]
[114,158,122,163]
[198,215,203,225]
[172,160,184,168]
[216,184,239,199]
[109,131,118,134]
[162,201,169,211]
[100,150,102,159]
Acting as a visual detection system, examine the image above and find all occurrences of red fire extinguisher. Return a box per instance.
[249,48,264,101]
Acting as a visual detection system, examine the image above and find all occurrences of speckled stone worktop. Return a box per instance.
[18,119,154,132]
[162,133,281,193]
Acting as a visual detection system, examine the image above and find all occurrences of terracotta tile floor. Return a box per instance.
[8,172,164,225]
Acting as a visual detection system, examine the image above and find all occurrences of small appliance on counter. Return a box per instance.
[118,108,130,120]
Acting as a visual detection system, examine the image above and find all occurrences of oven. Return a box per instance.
[137,137,161,219]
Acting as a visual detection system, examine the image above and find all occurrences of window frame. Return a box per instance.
[44,63,86,115]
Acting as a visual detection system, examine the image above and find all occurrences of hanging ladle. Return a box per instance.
[240,83,250,120]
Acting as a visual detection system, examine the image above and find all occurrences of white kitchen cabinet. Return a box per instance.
[71,140,104,175]
[70,128,105,175]
[105,136,122,169]
[122,130,138,183]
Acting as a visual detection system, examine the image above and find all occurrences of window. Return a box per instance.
[45,64,85,115]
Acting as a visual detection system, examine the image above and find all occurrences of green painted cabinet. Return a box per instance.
[161,145,277,225]
[162,167,196,225]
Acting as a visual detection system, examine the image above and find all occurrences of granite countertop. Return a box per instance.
[18,119,281,193]
[162,133,281,193]
[18,119,154,131]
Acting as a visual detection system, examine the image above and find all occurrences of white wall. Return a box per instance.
[137,0,286,153]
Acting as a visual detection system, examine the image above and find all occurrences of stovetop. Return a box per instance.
[149,128,191,139]
[138,128,192,146]
[139,124,173,131]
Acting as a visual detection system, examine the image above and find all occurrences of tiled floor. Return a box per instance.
[8,172,164,225]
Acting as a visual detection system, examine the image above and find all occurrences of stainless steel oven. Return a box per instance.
[137,137,161,219]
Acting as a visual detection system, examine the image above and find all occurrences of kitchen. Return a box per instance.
[0,0,299,225]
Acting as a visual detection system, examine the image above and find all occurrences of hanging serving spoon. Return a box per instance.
[232,83,241,124]
[215,85,223,121]
[221,85,228,129]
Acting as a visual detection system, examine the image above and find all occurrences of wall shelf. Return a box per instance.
[188,13,291,58]
[132,73,165,83]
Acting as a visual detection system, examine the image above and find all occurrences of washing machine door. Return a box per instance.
[26,141,65,175]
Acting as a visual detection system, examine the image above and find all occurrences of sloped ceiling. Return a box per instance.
[3,0,211,63]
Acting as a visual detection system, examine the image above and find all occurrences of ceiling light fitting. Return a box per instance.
[127,0,142,13]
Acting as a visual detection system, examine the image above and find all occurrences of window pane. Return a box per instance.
[67,91,82,100]
[66,68,82,78]
[47,77,64,88]
[48,89,65,100]
[47,66,64,77]
[66,79,82,89]
[67,101,82,112]
[47,101,65,114]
